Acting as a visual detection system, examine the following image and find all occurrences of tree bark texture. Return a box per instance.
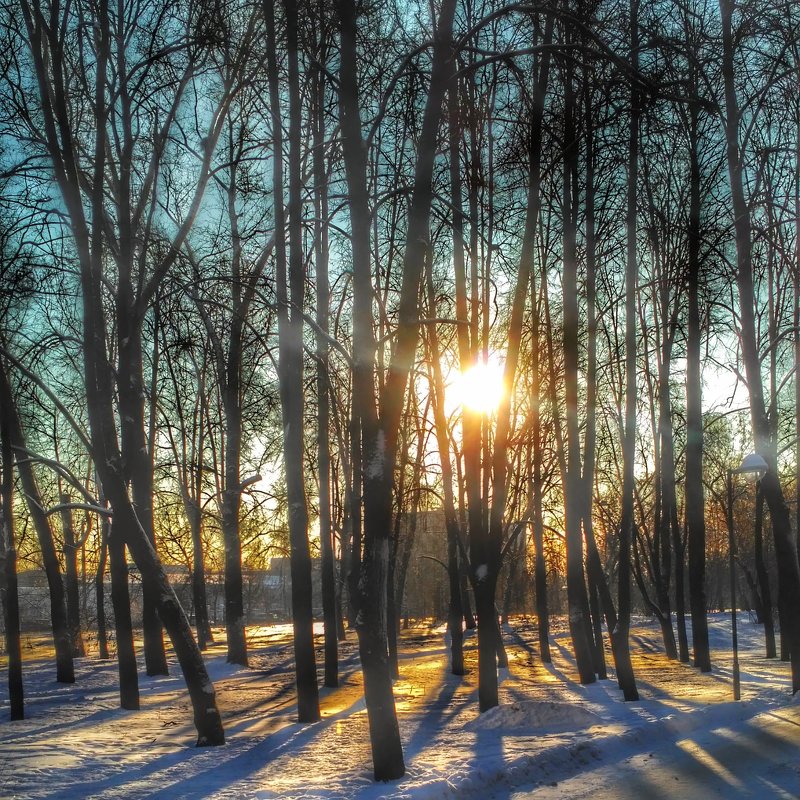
[59,496,85,658]
[0,385,24,719]
[95,503,110,660]
[753,484,776,658]
[108,521,140,710]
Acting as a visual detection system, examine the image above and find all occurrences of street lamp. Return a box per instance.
[726,453,768,701]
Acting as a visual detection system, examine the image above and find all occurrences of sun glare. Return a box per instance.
[452,358,505,414]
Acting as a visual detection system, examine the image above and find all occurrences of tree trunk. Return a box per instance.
[477,10,558,705]
[581,67,617,677]
[753,483,776,657]
[221,384,247,666]
[446,22,478,652]
[394,504,418,633]
[588,578,607,679]
[387,526,400,679]
[0,385,23,719]
[117,331,167,677]
[195,133,249,671]
[59,496,85,658]
[672,505,689,662]
[794,93,800,624]
[655,360,678,662]
[88,110,225,751]
[95,503,110,660]
[108,522,140,710]
[187,498,212,651]
[448,537,465,675]
[163,328,214,654]
[425,255,465,675]
[493,609,508,669]
[347,411,362,629]
[111,492,226,742]
[107,0,169,678]
[473,577,499,708]
[779,595,790,662]
[313,16,338,689]
[460,557,476,630]
[501,536,521,624]
[530,278,551,664]
[615,0,641,702]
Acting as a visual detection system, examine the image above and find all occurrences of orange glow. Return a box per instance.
[452,358,505,414]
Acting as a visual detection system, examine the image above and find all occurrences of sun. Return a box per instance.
[452,358,505,414]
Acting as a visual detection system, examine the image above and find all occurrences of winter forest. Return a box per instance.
[1,0,800,795]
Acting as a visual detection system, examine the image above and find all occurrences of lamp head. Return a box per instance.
[736,453,768,480]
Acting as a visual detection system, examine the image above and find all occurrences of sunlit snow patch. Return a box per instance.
[466,700,603,731]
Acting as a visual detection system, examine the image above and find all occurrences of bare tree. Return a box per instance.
[265,0,320,723]
[614,0,641,702]
[719,0,800,693]
[338,0,456,777]
[682,14,712,670]
[560,11,599,685]
[16,0,229,743]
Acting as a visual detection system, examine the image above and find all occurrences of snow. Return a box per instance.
[465,700,603,731]
[1,614,798,799]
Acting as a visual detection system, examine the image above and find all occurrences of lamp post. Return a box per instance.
[726,453,769,701]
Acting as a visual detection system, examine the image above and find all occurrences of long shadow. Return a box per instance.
[760,708,800,729]
[40,691,369,800]
[224,660,367,735]
[631,675,721,713]
[458,701,747,800]
[544,637,586,687]
[524,637,697,723]
[630,633,660,653]
[501,684,583,711]
[223,683,297,724]
[218,648,364,722]
[505,627,571,683]
[0,702,136,746]
[403,671,470,760]
[37,740,219,800]
[393,641,478,668]
[587,715,800,799]
[30,639,369,798]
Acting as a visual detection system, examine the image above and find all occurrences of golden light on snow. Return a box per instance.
[452,358,505,414]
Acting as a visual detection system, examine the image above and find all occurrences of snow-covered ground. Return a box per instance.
[0,613,798,799]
